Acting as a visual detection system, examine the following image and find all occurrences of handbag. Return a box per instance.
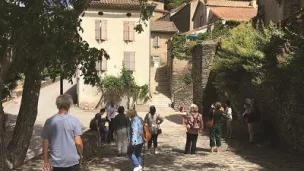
[207,120,214,128]
[157,124,162,134]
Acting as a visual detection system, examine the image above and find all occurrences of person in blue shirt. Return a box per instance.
[126,109,144,171]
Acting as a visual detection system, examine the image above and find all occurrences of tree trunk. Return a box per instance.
[7,64,41,168]
[0,101,10,171]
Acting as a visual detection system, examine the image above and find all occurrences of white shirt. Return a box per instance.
[106,105,115,121]
[225,107,233,120]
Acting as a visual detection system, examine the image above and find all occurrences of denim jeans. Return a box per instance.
[127,143,143,167]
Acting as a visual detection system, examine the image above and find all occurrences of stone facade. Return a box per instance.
[170,41,217,112]
[171,58,192,111]
[192,41,217,113]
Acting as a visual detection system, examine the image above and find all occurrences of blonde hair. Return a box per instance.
[190,104,199,112]
[127,109,137,117]
[215,102,221,110]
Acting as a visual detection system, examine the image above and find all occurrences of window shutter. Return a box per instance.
[95,20,101,40]
[124,52,130,70]
[130,52,135,71]
[153,36,157,47]
[123,22,129,41]
[157,36,161,47]
[101,20,107,40]
[101,58,107,71]
[96,60,101,71]
[129,22,135,41]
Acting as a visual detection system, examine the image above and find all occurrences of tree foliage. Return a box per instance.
[101,69,149,108]
[169,20,240,61]
[212,23,273,90]
[0,0,151,169]
[212,11,304,151]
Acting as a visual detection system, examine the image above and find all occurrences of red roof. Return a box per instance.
[210,7,257,21]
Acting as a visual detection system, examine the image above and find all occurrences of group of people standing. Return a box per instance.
[90,103,164,171]
[182,100,233,154]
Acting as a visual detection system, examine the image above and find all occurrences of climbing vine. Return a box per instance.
[101,68,149,108]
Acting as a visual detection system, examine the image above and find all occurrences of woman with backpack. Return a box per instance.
[184,104,203,154]
[126,109,144,171]
[209,102,224,153]
[144,106,164,155]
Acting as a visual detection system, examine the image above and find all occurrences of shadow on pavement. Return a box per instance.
[165,114,185,125]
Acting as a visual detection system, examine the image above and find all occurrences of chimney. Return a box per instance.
[250,0,257,8]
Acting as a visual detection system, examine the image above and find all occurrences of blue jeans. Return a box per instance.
[127,143,143,167]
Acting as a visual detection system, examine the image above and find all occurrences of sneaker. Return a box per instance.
[133,165,142,171]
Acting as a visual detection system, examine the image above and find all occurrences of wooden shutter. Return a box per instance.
[153,36,157,47]
[124,52,130,70]
[157,36,161,47]
[101,20,107,40]
[123,22,129,41]
[129,22,135,41]
[130,52,135,71]
[101,58,107,71]
[95,20,101,40]
[96,60,101,71]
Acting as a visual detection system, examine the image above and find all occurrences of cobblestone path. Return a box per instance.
[87,112,304,171]
[15,112,304,171]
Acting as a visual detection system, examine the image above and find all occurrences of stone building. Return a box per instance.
[192,0,257,29]
[257,0,304,25]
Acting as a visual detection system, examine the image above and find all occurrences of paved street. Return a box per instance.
[4,80,95,160]
[15,110,304,171]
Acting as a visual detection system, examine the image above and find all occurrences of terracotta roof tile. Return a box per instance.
[151,21,179,32]
[90,0,153,10]
[210,7,257,21]
[204,0,253,8]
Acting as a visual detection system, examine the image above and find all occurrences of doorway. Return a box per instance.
[153,56,160,68]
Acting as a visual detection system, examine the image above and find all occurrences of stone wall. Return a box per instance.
[171,58,192,111]
[171,41,217,112]
[82,129,99,160]
[192,41,217,113]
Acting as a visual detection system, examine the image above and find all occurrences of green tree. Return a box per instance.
[0,0,151,170]
[101,69,149,109]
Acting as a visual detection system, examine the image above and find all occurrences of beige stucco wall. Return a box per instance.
[151,11,165,21]
[151,32,175,66]
[77,9,150,106]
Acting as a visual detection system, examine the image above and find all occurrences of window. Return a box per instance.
[123,52,135,71]
[96,58,107,71]
[123,21,135,41]
[153,36,161,48]
[95,20,107,41]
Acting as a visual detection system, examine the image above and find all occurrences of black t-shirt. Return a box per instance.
[211,110,224,124]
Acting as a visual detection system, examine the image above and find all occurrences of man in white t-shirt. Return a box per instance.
[106,101,116,142]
